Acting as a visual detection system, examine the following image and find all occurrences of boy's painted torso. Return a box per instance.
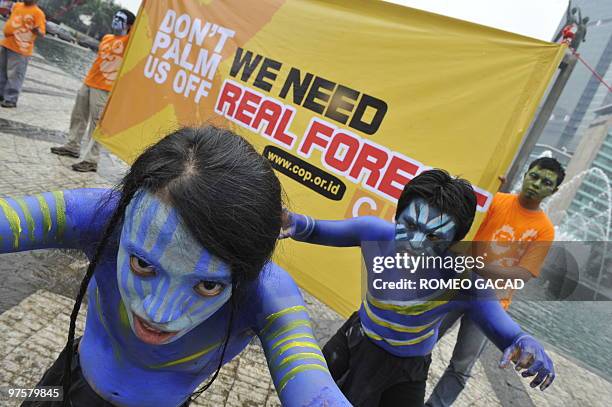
[358,239,471,357]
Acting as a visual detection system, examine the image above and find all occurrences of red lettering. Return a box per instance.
[324,132,359,172]
[378,156,419,200]
[273,109,296,147]
[348,143,389,188]
[252,99,282,137]
[235,90,262,126]
[475,192,488,209]
[216,81,243,117]
[299,120,333,157]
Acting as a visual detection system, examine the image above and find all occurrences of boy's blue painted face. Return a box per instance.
[394,197,457,256]
[111,12,128,35]
[117,191,232,345]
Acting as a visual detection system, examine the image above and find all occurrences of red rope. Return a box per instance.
[572,49,612,93]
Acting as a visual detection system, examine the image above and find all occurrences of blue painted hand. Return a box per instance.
[500,334,555,391]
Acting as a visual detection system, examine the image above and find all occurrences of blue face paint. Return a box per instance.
[111,12,128,35]
[117,191,232,345]
[395,198,457,256]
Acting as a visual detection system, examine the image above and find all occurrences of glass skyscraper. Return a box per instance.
[541,0,612,151]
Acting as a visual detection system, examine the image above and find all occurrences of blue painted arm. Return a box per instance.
[0,189,116,253]
[281,210,394,247]
[466,299,555,390]
[465,299,522,350]
[255,263,350,406]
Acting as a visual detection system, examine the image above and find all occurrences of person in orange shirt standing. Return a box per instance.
[426,157,565,407]
[0,0,46,108]
[50,9,135,173]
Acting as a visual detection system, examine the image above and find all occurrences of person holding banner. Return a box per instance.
[50,9,136,173]
[10,126,350,407]
[281,169,555,406]
[426,157,564,407]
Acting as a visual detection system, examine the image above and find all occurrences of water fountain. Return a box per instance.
[526,151,612,299]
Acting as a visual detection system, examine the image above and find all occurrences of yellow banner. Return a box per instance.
[95,0,565,316]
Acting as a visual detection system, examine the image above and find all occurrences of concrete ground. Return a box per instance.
[0,43,610,407]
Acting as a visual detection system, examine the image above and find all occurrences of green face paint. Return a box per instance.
[520,166,559,203]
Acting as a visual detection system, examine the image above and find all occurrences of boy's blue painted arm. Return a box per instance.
[466,299,555,390]
[0,189,115,253]
[465,299,522,350]
[255,264,350,406]
[281,210,394,247]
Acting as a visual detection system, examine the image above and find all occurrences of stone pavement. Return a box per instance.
[0,40,611,407]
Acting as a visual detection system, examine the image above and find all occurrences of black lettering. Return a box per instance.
[253,58,282,92]
[349,94,388,135]
[279,68,313,105]
[229,48,263,82]
[303,76,335,114]
[325,84,358,125]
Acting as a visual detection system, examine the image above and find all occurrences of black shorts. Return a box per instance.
[322,312,432,407]
[20,339,191,407]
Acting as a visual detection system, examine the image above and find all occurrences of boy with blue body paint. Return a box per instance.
[3,127,350,407]
[282,170,555,407]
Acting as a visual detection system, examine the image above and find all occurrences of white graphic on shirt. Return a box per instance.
[98,39,125,84]
[519,229,538,242]
[11,14,36,53]
[490,225,515,255]
[488,225,539,268]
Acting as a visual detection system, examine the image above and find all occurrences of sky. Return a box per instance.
[116,0,569,41]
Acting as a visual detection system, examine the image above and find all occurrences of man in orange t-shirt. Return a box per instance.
[426,157,565,407]
[0,0,45,107]
[50,9,135,172]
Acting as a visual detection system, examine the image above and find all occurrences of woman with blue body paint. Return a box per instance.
[3,127,350,406]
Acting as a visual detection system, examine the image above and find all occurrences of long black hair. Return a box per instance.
[395,169,477,242]
[61,126,282,405]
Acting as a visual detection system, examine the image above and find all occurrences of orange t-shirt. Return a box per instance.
[1,2,46,56]
[84,34,130,91]
[473,193,554,309]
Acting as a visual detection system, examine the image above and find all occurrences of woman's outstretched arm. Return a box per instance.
[0,188,116,253]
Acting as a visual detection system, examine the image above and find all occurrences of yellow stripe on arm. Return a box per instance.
[276,352,326,372]
[35,194,52,240]
[14,197,35,241]
[0,198,22,249]
[51,191,66,240]
[271,333,317,350]
[265,319,312,342]
[278,364,329,393]
[261,305,308,336]
[270,340,321,366]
